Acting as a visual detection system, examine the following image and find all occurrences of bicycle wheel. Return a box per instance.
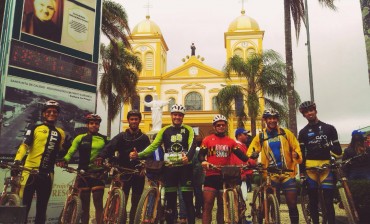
[236,185,247,223]
[60,195,82,224]
[251,188,263,224]
[0,194,21,206]
[300,182,312,224]
[267,194,280,224]
[224,190,237,223]
[338,186,359,224]
[103,188,125,224]
[134,187,160,224]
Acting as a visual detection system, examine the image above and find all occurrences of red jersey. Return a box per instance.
[201,134,239,176]
[230,140,256,179]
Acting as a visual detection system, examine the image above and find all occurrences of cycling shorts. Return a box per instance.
[270,173,297,192]
[203,175,223,192]
[305,160,335,189]
[164,164,193,193]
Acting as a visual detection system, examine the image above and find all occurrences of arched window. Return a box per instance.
[247,48,256,58]
[235,95,244,116]
[144,95,153,112]
[234,48,243,58]
[212,96,218,111]
[132,95,140,111]
[185,92,202,111]
[145,52,153,70]
[168,97,175,112]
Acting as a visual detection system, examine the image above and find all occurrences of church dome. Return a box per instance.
[228,10,260,32]
[132,16,162,35]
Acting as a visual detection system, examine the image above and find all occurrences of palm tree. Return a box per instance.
[359,0,370,84]
[217,50,300,137]
[100,43,142,137]
[284,0,335,135]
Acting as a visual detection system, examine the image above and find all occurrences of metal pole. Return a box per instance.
[305,0,315,102]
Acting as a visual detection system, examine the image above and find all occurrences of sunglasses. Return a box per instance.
[215,124,226,127]
[45,109,58,114]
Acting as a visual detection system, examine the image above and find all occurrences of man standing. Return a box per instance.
[57,114,107,224]
[95,110,150,224]
[247,109,302,224]
[298,101,342,224]
[130,104,196,224]
[231,128,255,197]
[199,115,249,224]
[13,100,65,224]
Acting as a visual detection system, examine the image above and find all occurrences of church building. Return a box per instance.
[122,8,264,140]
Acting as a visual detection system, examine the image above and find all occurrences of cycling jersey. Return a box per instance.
[200,134,248,176]
[230,141,255,180]
[15,124,65,173]
[247,127,302,178]
[64,133,108,171]
[138,124,196,163]
[298,120,342,171]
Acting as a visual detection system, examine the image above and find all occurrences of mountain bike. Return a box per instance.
[0,161,38,206]
[209,164,251,224]
[250,163,293,224]
[59,166,86,224]
[103,162,140,224]
[301,153,365,224]
[134,160,167,224]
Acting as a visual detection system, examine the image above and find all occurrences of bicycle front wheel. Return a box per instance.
[267,194,280,224]
[300,182,312,224]
[103,188,125,224]
[135,187,161,224]
[338,186,359,224]
[224,190,237,223]
[0,193,21,206]
[251,188,263,224]
[60,195,82,224]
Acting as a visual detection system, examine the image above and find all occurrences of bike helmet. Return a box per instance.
[42,100,60,113]
[212,114,227,125]
[85,114,102,123]
[262,108,279,119]
[299,101,316,113]
[170,104,186,115]
[127,110,142,120]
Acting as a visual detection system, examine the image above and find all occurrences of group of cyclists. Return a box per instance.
[8,99,370,224]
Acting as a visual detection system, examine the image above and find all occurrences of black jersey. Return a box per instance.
[298,120,342,163]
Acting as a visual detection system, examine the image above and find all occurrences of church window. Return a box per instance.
[145,52,153,70]
[234,48,243,58]
[185,92,202,111]
[235,95,243,116]
[168,97,175,112]
[247,48,256,57]
[132,95,140,111]
[144,95,153,112]
[212,96,218,111]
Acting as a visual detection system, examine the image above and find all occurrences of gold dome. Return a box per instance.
[132,16,162,35]
[228,10,260,32]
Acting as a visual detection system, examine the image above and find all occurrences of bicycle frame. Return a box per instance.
[255,168,277,223]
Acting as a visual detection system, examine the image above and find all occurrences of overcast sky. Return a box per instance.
[99,0,370,143]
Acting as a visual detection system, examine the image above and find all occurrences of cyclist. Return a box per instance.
[231,128,256,199]
[342,130,370,180]
[13,100,65,224]
[247,108,302,223]
[96,110,150,224]
[199,114,250,224]
[56,113,107,224]
[130,104,196,224]
[298,101,342,224]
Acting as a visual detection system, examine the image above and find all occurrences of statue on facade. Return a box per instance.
[144,94,169,131]
[191,43,196,56]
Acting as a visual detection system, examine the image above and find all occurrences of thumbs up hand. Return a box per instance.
[182,152,189,165]
[129,148,138,160]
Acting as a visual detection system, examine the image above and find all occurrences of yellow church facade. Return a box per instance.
[122,10,264,140]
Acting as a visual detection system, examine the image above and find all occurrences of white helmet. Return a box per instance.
[170,104,186,115]
[213,114,227,125]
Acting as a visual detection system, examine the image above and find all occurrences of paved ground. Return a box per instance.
[89,190,348,223]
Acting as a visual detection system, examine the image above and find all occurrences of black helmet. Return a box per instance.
[262,108,279,119]
[299,101,316,113]
[127,110,142,120]
[85,114,102,123]
[42,100,60,113]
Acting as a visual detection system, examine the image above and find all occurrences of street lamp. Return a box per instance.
[305,0,315,102]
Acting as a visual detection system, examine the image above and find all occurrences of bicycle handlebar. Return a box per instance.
[0,161,39,174]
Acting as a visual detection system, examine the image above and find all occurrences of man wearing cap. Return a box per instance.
[231,128,256,196]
